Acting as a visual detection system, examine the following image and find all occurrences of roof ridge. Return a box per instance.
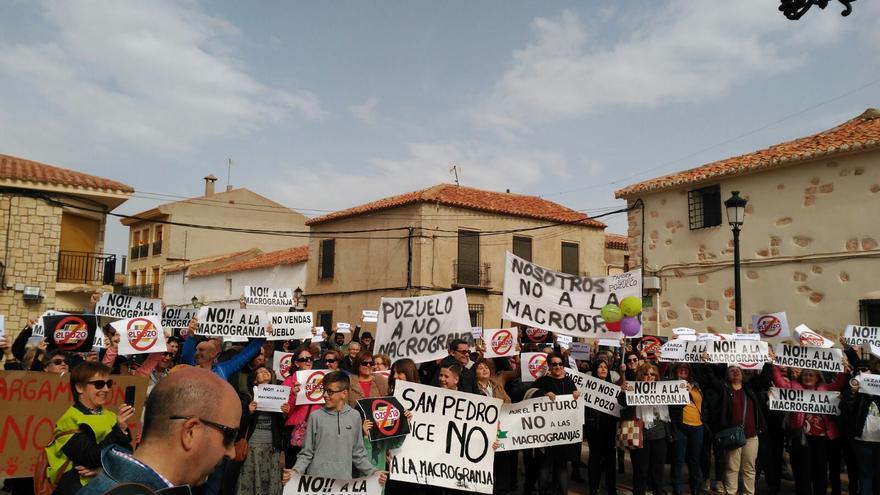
[0,153,134,193]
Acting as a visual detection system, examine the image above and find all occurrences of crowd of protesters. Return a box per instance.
[1,297,876,495]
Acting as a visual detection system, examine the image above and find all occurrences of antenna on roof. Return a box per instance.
[226,157,233,192]
[449,163,460,186]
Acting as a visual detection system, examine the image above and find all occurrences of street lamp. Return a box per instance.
[191,295,199,308]
[724,191,748,331]
[293,287,307,311]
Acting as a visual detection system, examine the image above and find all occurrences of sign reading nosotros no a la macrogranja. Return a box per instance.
[502,252,641,338]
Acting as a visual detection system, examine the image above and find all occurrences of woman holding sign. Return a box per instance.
[618,362,671,495]
[347,351,389,406]
[282,346,323,468]
[237,365,289,495]
[585,359,620,495]
[474,358,516,495]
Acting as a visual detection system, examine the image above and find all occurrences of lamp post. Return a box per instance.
[724,191,748,331]
[293,286,307,311]
[191,295,199,308]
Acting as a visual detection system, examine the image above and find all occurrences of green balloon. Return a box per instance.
[601,304,623,323]
[620,296,643,317]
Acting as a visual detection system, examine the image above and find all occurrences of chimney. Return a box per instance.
[204,174,218,196]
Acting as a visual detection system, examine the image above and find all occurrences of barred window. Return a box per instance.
[688,185,722,230]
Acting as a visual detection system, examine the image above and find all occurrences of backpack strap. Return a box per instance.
[47,428,83,484]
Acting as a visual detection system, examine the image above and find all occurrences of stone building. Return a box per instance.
[615,108,880,336]
[0,154,132,337]
[604,233,629,275]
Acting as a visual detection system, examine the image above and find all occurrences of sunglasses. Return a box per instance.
[51,358,69,365]
[163,352,174,357]
[170,416,239,446]
[295,356,313,363]
[627,358,639,363]
[324,358,337,363]
[323,387,346,396]
[86,379,114,389]
[361,361,374,367]
[549,362,564,368]
[454,349,469,355]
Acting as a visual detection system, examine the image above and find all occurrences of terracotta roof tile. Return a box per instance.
[615,108,880,199]
[190,246,309,277]
[0,153,134,193]
[605,234,628,250]
[164,249,262,274]
[306,184,605,228]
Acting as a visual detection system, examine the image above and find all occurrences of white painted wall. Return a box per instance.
[164,263,307,308]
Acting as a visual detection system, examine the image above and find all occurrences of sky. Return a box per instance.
[1,0,879,259]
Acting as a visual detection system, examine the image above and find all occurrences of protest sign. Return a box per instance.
[598,338,621,348]
[520,352,548,382]
[336,322,351,333]
[625,380,689,406]
[483,328,518,358]
[635,335,666,358]
[570,342,591,361]
[162,307,197,330]
[29,310,66,346]
[195,306,267,342]
[111,316,167,356]
[794,324,835,348]
[295,370,327,405]
[704,340,769,365]
[0,371,147,479]
[769,387,840,415]
[92,325,107,349]
[361,310,378,323]
[751,312,790,339]
[254,384,292,412]
[374,290,473,364]
[356,396,411,441]
[244,286,294,307]
[672,327,696,336]
[283,473,381,495]
[733,333,761,341]
[520,326,553,345]
[871,343,880,360]
[567,369,621,417]
[556,334,574,349]
[273,352,295,381]
[502,252,642,338]
[857,374,880,396]
[96,293,161,319]
[659,339,689,362]
[267,312,313,341]
[43,314,97,352]
[471,327,483,339]
[844,325,880,347]
[496,395,584,451]
[392,381,501,494]
[773,344,844,373]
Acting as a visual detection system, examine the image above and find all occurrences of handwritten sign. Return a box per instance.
[769,387,840,415]
[497,395,584,451]
[625,380,689,406]
[244,286,294,307]
[570,342,591,361]
[267,312,313,341]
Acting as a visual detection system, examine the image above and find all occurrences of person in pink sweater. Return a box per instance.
[281,345,322,468]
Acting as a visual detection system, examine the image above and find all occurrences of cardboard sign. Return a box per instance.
[392,381,502,494]
[111,316,168,356]
[625,380,689,406]
[361,310,378,323]
[356,396,411,441]
[704,340,770,365]
[520,326,553,345]
[195,306,267,342]
[295,369,327,405]
[794,324,835,348]
[374,290,473,364]
[857,374,880,396]
[520,352,548,382]
[751,312,790,339]
[570,342,591,361]
[44,314,98,352]
[496,394,584,451]
[162,307,198,329]
[566,369,621,417]
[502,252,642,338]
[773,344,844,373]
[844,325,880,347]
[0,371,148,479]
[273,352,295,381]
[244,286,294,307]
[768,387,840,415]
[267,312,313,341]
[483,328,518,358]
[96,293,161,319]
[254,384,292,412]
[283,473,381,495]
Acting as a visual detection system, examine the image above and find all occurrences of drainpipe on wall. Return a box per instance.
[406,227,414,291]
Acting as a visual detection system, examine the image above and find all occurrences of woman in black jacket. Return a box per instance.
[585,359,620,495]
[236,365,288,495]
[619,362,671,495]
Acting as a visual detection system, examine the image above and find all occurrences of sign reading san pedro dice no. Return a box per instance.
[357,396,411,441]
[111,315,167,356]
[44,314,98,352]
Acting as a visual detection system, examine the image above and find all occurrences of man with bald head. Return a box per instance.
[79,367,242,495]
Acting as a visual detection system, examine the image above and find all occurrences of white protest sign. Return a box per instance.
[0,315,4,333]
[659,339,688,362]
[520,352,548,382]
[243,286,293,307]
[283,473,381,495]
[599,339,621,348]
[567,369,621,417]
[857,374,880,396]
[704,340,770,365]
[361,310,378,323]
[502,252,642,338]
[92,326,107,349]
[273,352,295,381]
[374,289,473,364]
[267,312,313,341]
[794,324,835,348]
[471,326,483,339]
[625,380,689,406]
[254,384,292,412]
[483,328,518,358]
[773,344,844,373]
[392,381,501,494]
[111,316,167,356]
[752,312,790,339]
[570,342,591,361]
[871,343,880,360]
[556,334,574,349]
[311,333,324,343]
[295,369,327,405]
[672,327,696,336]
[496,395,584,451]
[96,293,161,319]
[195,306,267,342]
[768,387,840,415]
[336,322,351,332]
[161,307,198,330]
[733,333,761,341]
[844,325,880,347]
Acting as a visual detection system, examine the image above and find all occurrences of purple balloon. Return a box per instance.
[620,316,641,337]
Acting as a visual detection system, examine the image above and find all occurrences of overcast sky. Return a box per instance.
[2,0,878,258]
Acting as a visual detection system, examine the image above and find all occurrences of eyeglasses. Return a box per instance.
[454,349,469,355]
[295,356,313,363]
[50,358,69,365]
[324,358,337,363]
[549,362,564,368]
[86,379,114,389]
[361,361,374,367]
[627,358,639,363]
[169,416,239,446]
[162,352,174,357]
[323,388,346,396]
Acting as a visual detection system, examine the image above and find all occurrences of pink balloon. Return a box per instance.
[605,320,622,332]
[620,316,641,337]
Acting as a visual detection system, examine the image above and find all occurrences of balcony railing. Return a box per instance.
[118,284,159,298]
[453,260,491,288]
[57,251,116,285]
[130,244,149,260]
[152,240,162,256]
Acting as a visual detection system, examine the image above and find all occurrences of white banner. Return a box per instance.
[567,369,621,417]
[768,387,840,415]
[751,312,790,339]
[295,370,327,405]
[254,384,292,412]
[857,374,880,396]
[283,473,381,495]
[391,381,501,494]
[111,316,168,356]
[267,312,313,341]
[502,252,642,338]
[844,325,880,347]
[625,380,689,406]
[161,307,197,330]
[773,344,844,373]
[795,324,835,348]
[96,293,161,319]
[483,328,518,358]
[374,290,473,364]
[273,352,295,381]
[244,286,293,307]
[195,306,267,342]
[520,352,548,382]
[704,340,769,364]
[570,342,591,361]
[497,395,584,451]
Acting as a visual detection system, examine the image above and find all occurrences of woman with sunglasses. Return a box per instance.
[619,362,670,495]
[347,350,389,406]
[320,349,342,372]
[44,361,135,495]
[281,346,323,468]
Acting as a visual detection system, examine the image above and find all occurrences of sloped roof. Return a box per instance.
[190,246,308,277]
[605,234,628,250]
[615,108,880,199]
[164,249,261,274]
[306,183,605,228]
[0,153,133,193]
